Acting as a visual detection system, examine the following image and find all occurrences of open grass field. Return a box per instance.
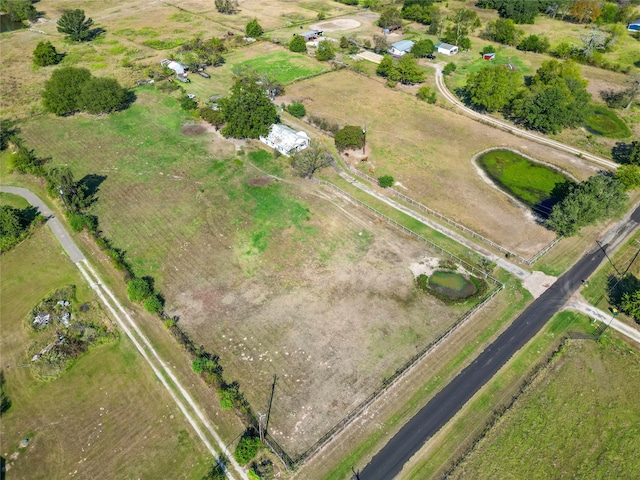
[476,148,572,214]
[447,336,640,479]
[0,226,210,479]
[184,42,330,100]
[585,105,633,139]
[8,87,488,457]
[286,69,602,257]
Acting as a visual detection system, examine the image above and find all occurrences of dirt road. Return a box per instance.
[0,186,248,480]
[429,64,619,171]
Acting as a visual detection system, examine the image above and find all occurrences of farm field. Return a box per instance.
[286,69,601,258]
[447,337,640,479]
[11,87,490,457]
[0,225,209,479]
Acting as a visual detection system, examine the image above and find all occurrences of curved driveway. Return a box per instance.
[429,64,618,171]
[1,186,85,262]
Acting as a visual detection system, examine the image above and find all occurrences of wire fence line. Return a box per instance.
[259,179,505,471]
[344,163,561,266]
[319,180,503,286]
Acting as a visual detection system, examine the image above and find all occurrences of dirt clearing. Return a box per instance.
[310,19,362,31]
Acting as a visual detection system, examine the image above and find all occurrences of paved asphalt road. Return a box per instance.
[0,185,85,262]
[360,206,640,480]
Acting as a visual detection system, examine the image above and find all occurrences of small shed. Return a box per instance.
[483,52,496,60]
[389,40,415,56]
[300,30,323,42]
[260,124,310,156]
[629,18,640,32]
[435,42,458,55]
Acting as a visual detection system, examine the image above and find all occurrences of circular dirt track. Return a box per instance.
[310,18,361,31]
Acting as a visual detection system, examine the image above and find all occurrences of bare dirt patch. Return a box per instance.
[182,123,208,136]
[247,176,274,187]
[167,186,474,457]
[310,18,362,31]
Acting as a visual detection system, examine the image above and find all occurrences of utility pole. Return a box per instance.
[362,125,366,154]
[265,374,277,437]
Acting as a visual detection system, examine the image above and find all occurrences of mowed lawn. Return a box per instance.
[449,338,640,479]
[187,42,330,99]
[0,227,209,479]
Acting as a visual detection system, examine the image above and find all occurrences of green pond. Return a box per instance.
[429,271,477,300]
[477,149,573,217]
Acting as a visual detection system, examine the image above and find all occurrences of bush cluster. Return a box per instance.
[43,67,129,116]
[308,115,340,135]
[286,101,306,118]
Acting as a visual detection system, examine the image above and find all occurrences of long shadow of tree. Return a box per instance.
[78,174,106,207]
[607,273,640,307]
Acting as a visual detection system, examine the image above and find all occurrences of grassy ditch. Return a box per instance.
[585,105,632,139]
[404,311,599,479]
[476,148,572,216]
[441,319,640,479]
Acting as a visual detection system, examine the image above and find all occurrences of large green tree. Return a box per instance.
[498,0,539,24]
[56,9,94,42]
[315,40,336,61]
[291,142,334,178]
[621,289,640,321]
[396,54,425,84]
[378,6,403,29]
[245,18,263,37]
[466,65,522,112]
[46,167,90,213]
[42,67,92,115]
[1,0,37,21]
[511,60,592,133]
[218,73,278,139]
[78,77,128,114]
[376,54,398,80]
[289,35,307,53]
[443,8,480,46]
[485,18,521,45]
[410,39,435,57]
[546,175,626,236]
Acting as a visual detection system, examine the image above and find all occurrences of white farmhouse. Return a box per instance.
[435,42,458,55]
[260,124,310,156]
[389,40,415,57]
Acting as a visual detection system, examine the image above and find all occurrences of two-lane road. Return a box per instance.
[359,222,639,479]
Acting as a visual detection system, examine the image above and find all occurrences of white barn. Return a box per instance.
[260,124,310,156]
[436,42,458,55]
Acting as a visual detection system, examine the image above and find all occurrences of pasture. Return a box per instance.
[447,338,640,479]
[12,88,484,457]
[285,70,601,257]
[476,148,572,215]
[0,226,209,479]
